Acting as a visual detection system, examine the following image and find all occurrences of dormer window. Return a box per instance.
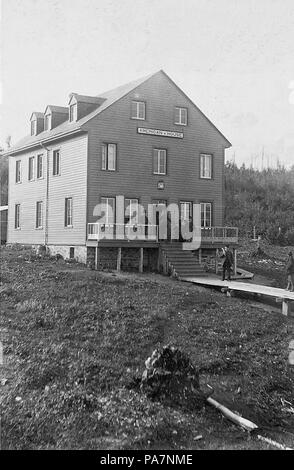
[31,120,37,136]
[30,112,44,135]
[69,103,77,122]
[44,113,52,131]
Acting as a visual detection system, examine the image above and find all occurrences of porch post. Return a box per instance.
[117,247,122,272]
[199,248,202,265]
[215,248,218,274]
[282,299,289,316]
[234,248,237,275]
[139,247,144,273]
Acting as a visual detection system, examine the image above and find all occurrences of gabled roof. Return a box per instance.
[5,70,231,156]
[30,112,44,120]
[69,94,105,105]
[45,105,68,114]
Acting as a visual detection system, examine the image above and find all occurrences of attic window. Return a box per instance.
[44,113,52,131]
[69,103,77,122]
[31,120,37,136]
[175,107,188,126]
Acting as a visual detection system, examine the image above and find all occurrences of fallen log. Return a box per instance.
[207,396,293,450]
[206,397,258,432]
[257,435,293,451]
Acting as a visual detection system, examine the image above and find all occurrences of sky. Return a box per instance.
[1,0,294,168]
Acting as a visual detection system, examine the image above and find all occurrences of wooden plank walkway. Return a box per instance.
[181,277,294,315]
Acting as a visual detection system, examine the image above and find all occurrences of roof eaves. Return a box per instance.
[4,127,85,156]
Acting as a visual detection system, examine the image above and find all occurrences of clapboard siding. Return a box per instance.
[7,133,88,245]
[8,151,47,244]
[85,72,227,226]
[47,134,88,245]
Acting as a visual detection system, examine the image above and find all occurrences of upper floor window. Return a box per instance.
[69,103,77,122]
[53,150,60,175]
[15,204,20,229]
[15,160,21,183]
[44,113,52,131]
[28,156,35,181]
[200,153,212,179]
[37,154,44,179]
[153,149,167,175]
[102,143,117,171]
[65,197,73,227]
[31,120,37,136]
[200,202,212,228]
[174,107,187,126]
[131,101,145,120]
[36,201,43,229]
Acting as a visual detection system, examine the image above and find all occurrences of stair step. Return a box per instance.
[176,271,207,277]
[164,252,197,258]
[173,268,202,272]
[166,253,198,261]
[171,264,201,269]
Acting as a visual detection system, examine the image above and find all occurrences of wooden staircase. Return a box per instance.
[161,243,207,278]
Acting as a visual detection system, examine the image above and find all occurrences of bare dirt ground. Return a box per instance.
[0,245,294,450]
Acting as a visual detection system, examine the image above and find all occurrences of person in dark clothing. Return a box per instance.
[221,245,234,281]
[286,251,294,291]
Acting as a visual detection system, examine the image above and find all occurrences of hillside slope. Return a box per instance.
[225,162,294,244]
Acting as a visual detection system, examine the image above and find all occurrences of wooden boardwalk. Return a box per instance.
[181,277,294,315]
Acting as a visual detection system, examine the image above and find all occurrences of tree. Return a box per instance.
[0,144,9,206]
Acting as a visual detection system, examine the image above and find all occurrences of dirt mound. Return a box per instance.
[140,346,211,409]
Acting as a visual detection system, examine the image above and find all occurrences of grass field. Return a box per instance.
[0,245,294,450]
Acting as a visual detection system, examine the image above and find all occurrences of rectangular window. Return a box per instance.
[44,114,51,131]
[101,197,115,224]
[153,149,167,175]
[102,143,117,171]
[175,107,188,126]
[200,202,212,228]
[69,103,77,122]
[180,201,192,221]
[131,101,146,120]
[125,198,139,224]
[31,120,37,136]
[200,154,212,179]
[36,201,43,229]
[65,197,73,227]
[37,154,44,179]
[15,160,21,183]
[53,150,60,175]
[28,156,35,181]
[15,204,20,229]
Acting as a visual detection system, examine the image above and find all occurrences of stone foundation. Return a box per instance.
[46,245,87,264]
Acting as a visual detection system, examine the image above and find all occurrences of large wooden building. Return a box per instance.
[5,70,238,276]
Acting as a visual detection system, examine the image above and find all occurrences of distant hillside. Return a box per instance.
[225,162,294,245]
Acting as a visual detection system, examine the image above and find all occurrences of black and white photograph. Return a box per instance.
[0,0,294,454]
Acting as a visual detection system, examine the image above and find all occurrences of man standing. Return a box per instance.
[221,245,234,281]
[286,251,294,291]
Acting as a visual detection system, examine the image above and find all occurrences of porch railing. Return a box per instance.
[200,226,238,243]
[87,223,238,243]
[87,223,158,241]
